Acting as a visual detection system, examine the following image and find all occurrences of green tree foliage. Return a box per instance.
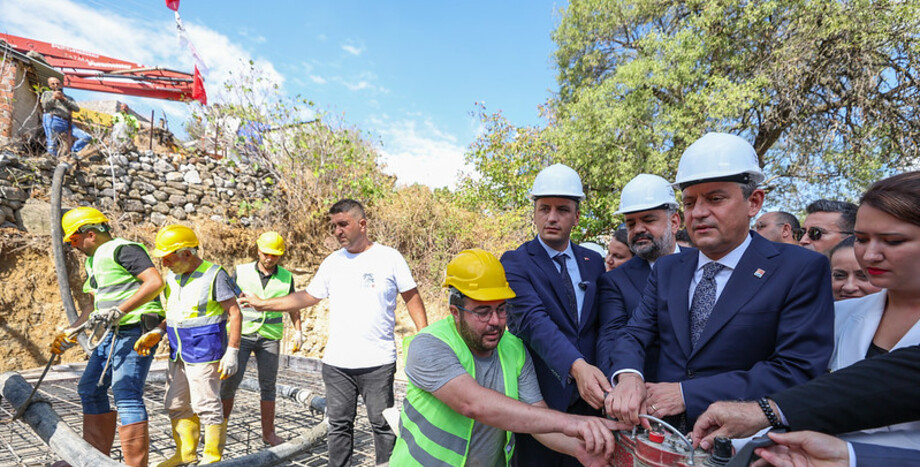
[552,0,920,213]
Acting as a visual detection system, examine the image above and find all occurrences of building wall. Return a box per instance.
[0,60,41,147]
[0,60,17,145]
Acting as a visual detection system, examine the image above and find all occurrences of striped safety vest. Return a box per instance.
[390,317,526,466]
[234,262,292,340]
[83,237,163,326]
[164,260,227,364]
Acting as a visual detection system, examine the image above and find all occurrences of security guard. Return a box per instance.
[51,207,165,467]
[390,249,622,466]
[220,231,303,446]
[134,225,242,466]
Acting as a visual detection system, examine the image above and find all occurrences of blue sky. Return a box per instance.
[1,0,565,188]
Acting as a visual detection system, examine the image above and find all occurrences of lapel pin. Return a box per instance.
[754,268,766,279]
[584,256,590,261]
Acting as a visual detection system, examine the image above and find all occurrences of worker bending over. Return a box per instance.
[52,207,165,467]
[134,225,242,466]
[389,249,624,466]
[220,231,303,446]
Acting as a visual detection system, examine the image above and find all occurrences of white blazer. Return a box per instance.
[831,290,920,450]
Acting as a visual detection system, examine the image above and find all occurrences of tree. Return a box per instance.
[548,0,920,226]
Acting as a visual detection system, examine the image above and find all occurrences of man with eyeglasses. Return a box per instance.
[500,164,608,466]
[390,249,625,466]
[800,199,857,253]
[752,211,802,245]
[240,199,428,467]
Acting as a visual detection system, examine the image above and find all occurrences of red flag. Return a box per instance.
[192,66,207,105]
[165,0,180,11]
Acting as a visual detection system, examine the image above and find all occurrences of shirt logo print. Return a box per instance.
[362,273,375,288]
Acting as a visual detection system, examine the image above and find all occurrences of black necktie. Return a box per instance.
[553,253,578,323]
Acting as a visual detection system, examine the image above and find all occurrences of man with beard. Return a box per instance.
[390,249,624,466]
[240,199,428,467]
[597,174,680,382]
[605,133,833,433]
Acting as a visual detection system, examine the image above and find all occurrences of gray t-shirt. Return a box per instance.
[405,333,543,467]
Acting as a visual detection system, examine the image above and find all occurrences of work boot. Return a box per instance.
[84,411,117,455]
[260,400,285,446]
[156,416,200,467]
[118,420,149,467]
[198,422,227,464]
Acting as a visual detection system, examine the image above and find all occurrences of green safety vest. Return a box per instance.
[234,262,291,340]
[164,260,227,363]
[83,237,164,326]
[390,317,526,467]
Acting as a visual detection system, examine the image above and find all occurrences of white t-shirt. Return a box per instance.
[306,243,417,368]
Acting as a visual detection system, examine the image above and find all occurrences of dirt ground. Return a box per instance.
[0,223,443,375]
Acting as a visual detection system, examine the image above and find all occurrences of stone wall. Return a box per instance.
[0,148,278,230]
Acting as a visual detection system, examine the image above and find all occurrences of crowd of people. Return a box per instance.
[47,130,920,467]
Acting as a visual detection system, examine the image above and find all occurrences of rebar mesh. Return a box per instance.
[0,357,404,466]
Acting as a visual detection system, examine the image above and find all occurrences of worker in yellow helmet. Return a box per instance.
[133,225,242,466]
[51,206,165,467]
[219,231,303,446]
[389,249,624,466]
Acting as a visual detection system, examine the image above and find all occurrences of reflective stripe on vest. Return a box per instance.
[389,317,526,466]
[164,261,227,363]
[83,237,163,326]
[234,262,291,340]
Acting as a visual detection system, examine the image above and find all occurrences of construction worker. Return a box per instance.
[51,206,165,467]
[41,77,92,157]
[219,231,303,446]
[390,249,625,466]
[134,225,242,466]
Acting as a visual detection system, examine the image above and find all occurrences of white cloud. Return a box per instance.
[343,80,371,91]
[309,75,328,84]
[341,44,364,56]
[371,116,469,189]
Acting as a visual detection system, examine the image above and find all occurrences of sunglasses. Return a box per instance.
[805,227,852,242]
[456,304,507,322]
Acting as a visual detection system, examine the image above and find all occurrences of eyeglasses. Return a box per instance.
[805,227,853,242]
[455,304,507,322]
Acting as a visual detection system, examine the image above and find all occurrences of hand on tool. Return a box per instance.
[89,306,125,327]
[50,328,79,355]
[134,328,165,356]
[218,347,240,380]
[291,330,305,353]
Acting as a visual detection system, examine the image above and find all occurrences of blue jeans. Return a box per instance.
[43,114,91,156]
[78,326,158,425]
[322,362,396,467]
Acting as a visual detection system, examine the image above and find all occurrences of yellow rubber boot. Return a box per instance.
[156,416,200,467]
[198,421,227,464]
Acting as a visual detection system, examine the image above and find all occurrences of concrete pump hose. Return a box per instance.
[51,162,90,352]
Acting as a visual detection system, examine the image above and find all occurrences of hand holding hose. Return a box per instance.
[291,330,305,353]
[89,306,125,327]
[50,328,79,355]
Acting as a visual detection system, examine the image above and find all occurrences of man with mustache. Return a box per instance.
[240,199,428,467]
[597,174,681,382]
[390,249,625,466]
[605,133,834,433]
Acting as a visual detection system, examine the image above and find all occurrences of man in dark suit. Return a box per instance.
[597,174,681,381]
[501,163,608,466]
[605,133,835,431]
[692,345,920,465]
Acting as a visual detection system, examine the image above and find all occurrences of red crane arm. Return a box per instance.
[0,33,196,102]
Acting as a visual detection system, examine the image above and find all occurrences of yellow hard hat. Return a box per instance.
[442,248,516,302]
[62,207,109,242]
[150,224,199,258]
[256,231,285,255]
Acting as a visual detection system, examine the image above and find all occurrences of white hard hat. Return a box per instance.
[530,163,585,200]
[615,174,678,215]
[673,132,765,189]
[580,242,606,257]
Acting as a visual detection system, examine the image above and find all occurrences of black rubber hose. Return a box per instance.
[50,162,89,351]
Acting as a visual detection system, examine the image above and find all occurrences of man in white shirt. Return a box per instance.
[240,199,428,466]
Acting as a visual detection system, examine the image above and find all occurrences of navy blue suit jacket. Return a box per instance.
[612,232,835,425]
[597,256,661,379]
[852,442,920,466]
[501,237,605,411]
